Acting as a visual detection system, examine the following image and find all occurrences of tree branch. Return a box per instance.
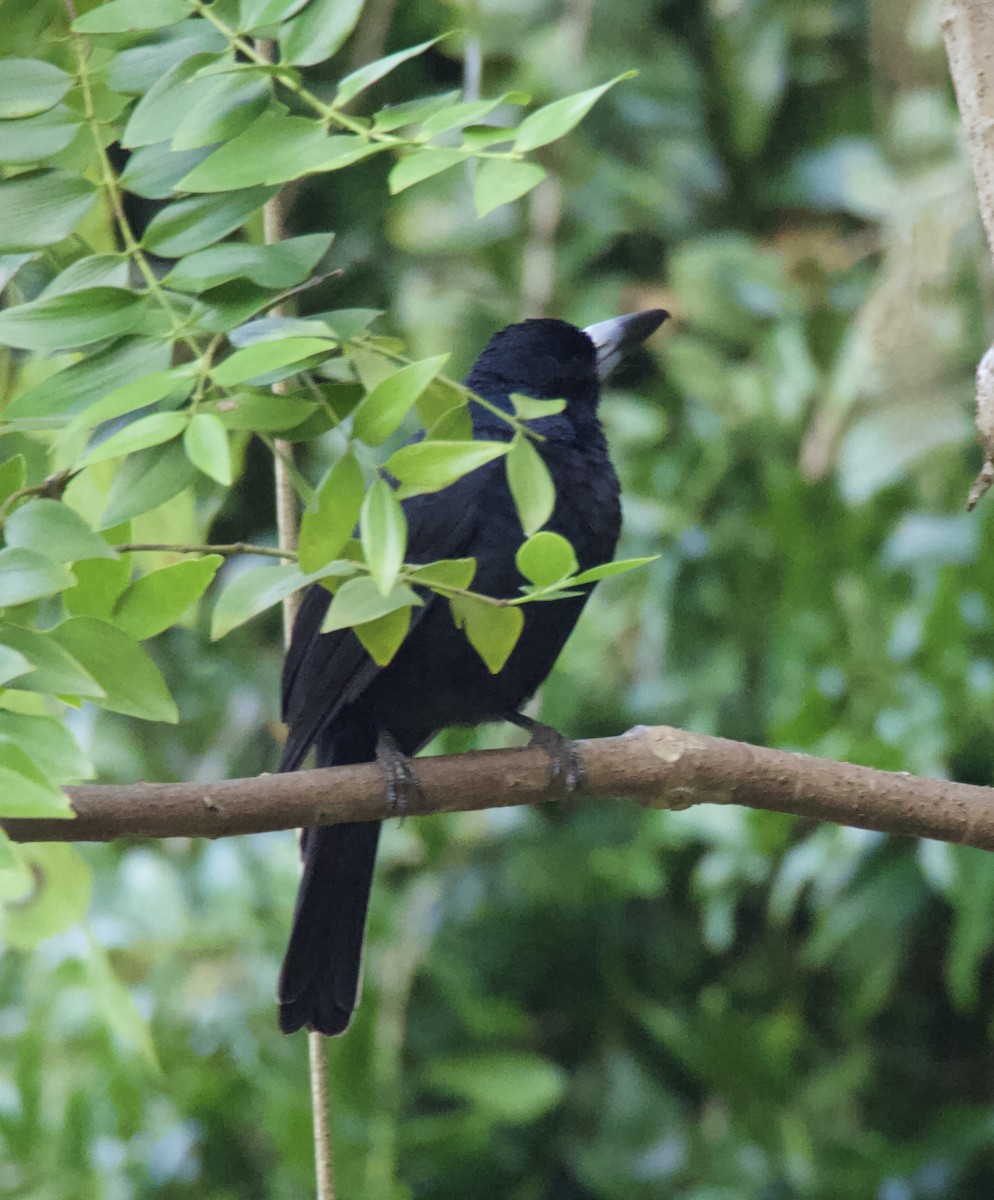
[6,725,994,851]
[942,0,994,508]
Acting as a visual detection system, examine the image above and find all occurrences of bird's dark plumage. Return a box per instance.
[278,312,665,1036]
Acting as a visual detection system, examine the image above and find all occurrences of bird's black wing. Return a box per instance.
[279,472,487,772]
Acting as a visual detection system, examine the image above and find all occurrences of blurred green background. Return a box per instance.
[4,0,994,1196]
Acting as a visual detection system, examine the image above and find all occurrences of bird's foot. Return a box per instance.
[507,714,584,795]
[375,730,424,814]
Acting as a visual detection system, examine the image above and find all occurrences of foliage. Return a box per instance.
[1,0,994,1198]
[0,0,638,937]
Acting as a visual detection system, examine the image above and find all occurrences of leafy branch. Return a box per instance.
[67,21,206,360]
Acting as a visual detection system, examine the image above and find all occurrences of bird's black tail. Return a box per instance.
[278,724,381,1037]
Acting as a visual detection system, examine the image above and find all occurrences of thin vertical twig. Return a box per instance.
[349,0,397,69]
[519,0,592,318]
[256,37,334,1200]
[520,181,562,318]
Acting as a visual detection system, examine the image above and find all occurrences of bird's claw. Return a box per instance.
[375,731,424,814]
[508,714,584,795]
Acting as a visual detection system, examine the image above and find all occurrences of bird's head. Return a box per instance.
[465,311,667,429]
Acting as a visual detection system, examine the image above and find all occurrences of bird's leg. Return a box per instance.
[505,713,584,794]
[375,730,425,813]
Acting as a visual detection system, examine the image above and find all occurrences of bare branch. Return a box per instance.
[942,0,994,508]
[6,726,994,851]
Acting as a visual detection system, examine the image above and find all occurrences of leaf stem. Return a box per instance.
[187,1,527,161]
[115,542,297,559]
[0,470,76,530]
[350,336,541,439]
[67,24,205,361]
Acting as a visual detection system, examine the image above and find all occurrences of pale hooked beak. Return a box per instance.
[583,309,668,381]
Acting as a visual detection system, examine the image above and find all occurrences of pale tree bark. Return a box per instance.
[6,725,994,851]
[942,0,994,508]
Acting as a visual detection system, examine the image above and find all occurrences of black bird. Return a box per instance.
[277,310,666,1036]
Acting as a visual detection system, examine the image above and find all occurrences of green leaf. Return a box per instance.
[4,500,117,563]
[240,0,311,30]
[714,13,787,156]
[1,844,91,950]
[176,108,386,192]
[0,288,144,352]
[352,355,449,445]
[389,148,467,194]
[81,412,189,468]
[298,452,365,573]
[40,254,130,298]
[99,442,197,528]
[0,58,72,118]
[171,72,271,150]
[112,555,222,639]
[506,435,555,536]
[334,37,444,108]
[0,645,33,687]
[73,0,193,34]
[162,233,333,292]
[0,626,104,698]
[311,307,383,340]
[373,90,461,132]
[354,603,411,666]
[66,365,195,435]
[473,158,547,218]
[416,93,528,140]
[0,170,96,253]
[64,557,132,619]
[143,186,277,257]
[0,713,93,783]
[215,393,317,432]
[279,0,365,66]
[570,556,658,586]
[85,935,161,1070]
[175,107,320,190]
[449,594,523,673]
[461,125,516,150]
[5,339,172,424]
[121,53,221,148]
[183,413,233,485]
[118,142,216,199]
[385,440,508,492]
[0,832,23,877]
[360,478,407,596]
[0,454,26,505]
[48,617,178,722]
[320,576,421,633]
[513,73,635,153]
[210,562,349,639]
[426,1053,566,1123]
[0,106,81,164]
[0,254,31,292]
[211,336,336,386]
[510,393,566,419]
[0,548,76,606]
[407,558,476,590]
[0,744,72,819]
[515,531,578,587]
[426,403,472,440]
[190,281,290,336]
[105,21,227,95]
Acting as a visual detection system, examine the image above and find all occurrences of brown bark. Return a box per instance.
[6,725,994,851]
[942,0,994,508]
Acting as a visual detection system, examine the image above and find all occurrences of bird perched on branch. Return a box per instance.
[277,309,667,1036]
